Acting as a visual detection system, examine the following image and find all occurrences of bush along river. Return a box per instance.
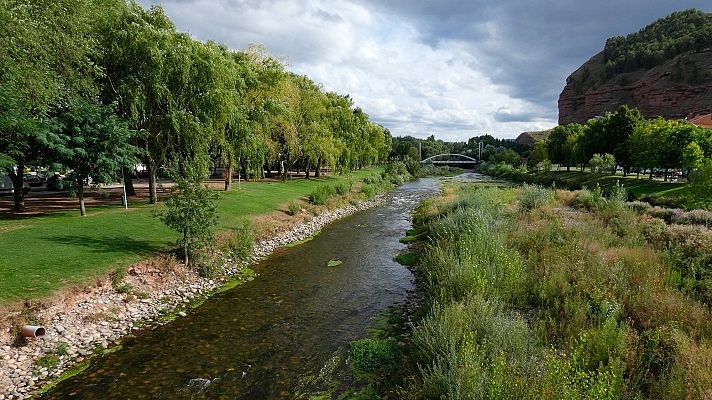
[41,177,447,399]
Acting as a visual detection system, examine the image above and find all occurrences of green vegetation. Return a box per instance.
[35,354,59,370]
[351,338,402,375]
[309,184,338,205]
[0,170,373,305]
[224,220,255,261]
[480,165,710,209]
[603,10,712,74]
[390,134,527,165]
[156,170,219,265]
[1,0,392,215]
[378,183,712,399]
[479,103,712,210]
[393,250,418,266]
[326,260,343,267]
[287,200,301,216]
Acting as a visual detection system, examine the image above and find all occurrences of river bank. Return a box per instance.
[0,195,386,399]
[374,181,712,399]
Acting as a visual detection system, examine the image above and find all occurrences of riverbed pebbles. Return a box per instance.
[0,196,385,399]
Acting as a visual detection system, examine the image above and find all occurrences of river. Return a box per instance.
[41,177,455,399]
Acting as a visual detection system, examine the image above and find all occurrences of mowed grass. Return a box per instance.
[0,169,378,305]
[538,170,691,196]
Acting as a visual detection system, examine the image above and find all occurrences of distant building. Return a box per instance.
[688,113,712,129]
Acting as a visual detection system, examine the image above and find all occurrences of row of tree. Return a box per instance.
[535,105,712,179]
[0,0,391,214]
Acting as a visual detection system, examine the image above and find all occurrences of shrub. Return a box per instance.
[287,200,301,216]
[309,184,336,205]
[647,206,678,223]
[388,174,406,185]
[363,174,382,185]
[361,184,376,199]
[518,184,552,212]
[672,209,712,227]
[384,161,409,177]
[403,157,421,176]
[626,201,652,214]
[576,185,606,210]
[334,181,350,195]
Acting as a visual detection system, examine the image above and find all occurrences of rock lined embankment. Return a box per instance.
[0,196,384,399]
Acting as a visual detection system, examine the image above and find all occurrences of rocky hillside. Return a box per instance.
[559,9,712,124]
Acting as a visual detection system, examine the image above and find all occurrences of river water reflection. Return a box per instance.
[43,177,459,399]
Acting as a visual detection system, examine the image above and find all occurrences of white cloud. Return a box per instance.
[138,0,562,140]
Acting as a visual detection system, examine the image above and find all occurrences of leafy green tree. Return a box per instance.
[547,125,569,169]
[589,153,616,174]
[157,167,218,266]
[682,142,705,171]
[529,140,549,165]
[96,3,184,203]
[0,0,100,211]
[48,99,142,216]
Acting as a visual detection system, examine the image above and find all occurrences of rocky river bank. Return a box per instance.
[0,196,385,399]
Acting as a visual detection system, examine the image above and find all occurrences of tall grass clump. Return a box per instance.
[287,200,301,216]
[518,184,553,212]
[226,219,254,261]
[576,184,606,210]
[308,184,336,205]
[334,181,350,195]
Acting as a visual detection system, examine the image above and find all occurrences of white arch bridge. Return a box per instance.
[420,153,478,165]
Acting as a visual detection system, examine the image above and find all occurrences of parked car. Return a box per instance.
[23,173,46,187]
[0,174,30,196]
[45,173,67,191]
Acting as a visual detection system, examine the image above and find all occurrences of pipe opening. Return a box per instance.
[20,325,46,338]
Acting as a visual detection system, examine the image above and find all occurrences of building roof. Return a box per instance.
[688,113,712,129]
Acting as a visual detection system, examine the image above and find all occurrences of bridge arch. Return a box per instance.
[420,153,478,163]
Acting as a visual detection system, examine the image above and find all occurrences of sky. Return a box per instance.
[137,0,709,141]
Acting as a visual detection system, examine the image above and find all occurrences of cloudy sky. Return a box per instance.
[138,0,709,141]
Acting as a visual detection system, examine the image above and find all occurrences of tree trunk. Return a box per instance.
[664,168,669,182]
[315,158,322,177]
[224,158,233,191]
[265,162,272,178]
[566,163,570,172]
[123,167,136,196]
[78,178,86,216]
[305,165,310,179]
[9,155,25,212]
[183,229,189,266]
[147,159,158,204]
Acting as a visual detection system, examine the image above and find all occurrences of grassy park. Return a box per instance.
[0,170,376,305]
[479,162,710,210]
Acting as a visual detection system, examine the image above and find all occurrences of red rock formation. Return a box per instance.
[559,50,712,124]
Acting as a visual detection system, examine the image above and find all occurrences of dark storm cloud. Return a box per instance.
[364,0,710,107]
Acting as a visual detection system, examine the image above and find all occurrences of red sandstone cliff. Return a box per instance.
[558,49,712,125]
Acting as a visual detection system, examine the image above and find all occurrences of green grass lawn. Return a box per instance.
[529,170,709,208]
[0,169,379,305]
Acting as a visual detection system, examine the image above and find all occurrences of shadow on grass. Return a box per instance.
[43,235,168,257]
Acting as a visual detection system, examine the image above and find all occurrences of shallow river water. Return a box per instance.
[42,177,461,399]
